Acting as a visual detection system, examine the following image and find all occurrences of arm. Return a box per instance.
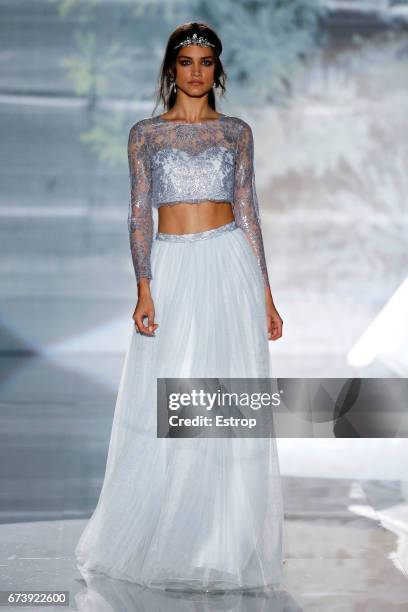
[127,121,153,289]
[233,120,271,290]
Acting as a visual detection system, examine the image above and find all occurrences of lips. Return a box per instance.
[190,81,203,85]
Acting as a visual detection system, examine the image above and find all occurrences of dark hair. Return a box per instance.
[152,22,227,115]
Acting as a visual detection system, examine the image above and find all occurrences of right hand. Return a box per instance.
[132,292,159,336]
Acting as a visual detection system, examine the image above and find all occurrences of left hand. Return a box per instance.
[265,289,283,341]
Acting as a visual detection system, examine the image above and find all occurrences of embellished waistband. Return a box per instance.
[155,220,237,242]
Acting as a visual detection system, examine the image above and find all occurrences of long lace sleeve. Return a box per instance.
[233,121,270,290]
[127,121,153,283]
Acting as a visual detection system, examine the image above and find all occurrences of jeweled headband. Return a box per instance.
[173,32,215,51]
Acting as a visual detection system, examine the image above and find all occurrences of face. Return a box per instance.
[173,44,216,96]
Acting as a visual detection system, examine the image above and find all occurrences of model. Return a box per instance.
[75,21,285,593]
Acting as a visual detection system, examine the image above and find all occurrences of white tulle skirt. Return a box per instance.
[75,220,284,592]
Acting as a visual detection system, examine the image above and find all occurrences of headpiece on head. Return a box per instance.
[173,31,215,51]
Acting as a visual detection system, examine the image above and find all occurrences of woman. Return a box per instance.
[75,21,285,593]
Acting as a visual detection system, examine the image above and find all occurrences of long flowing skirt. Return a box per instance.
[75,220,285,592]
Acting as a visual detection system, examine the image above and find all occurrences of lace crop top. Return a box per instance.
[127,114,270,289]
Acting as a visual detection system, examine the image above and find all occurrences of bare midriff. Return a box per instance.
[157,201,235,234]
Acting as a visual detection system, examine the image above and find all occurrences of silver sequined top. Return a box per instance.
[127,114,270,288]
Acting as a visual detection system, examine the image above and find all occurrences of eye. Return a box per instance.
[179,59,213,66]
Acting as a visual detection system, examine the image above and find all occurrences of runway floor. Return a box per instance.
[0,354,407,611]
